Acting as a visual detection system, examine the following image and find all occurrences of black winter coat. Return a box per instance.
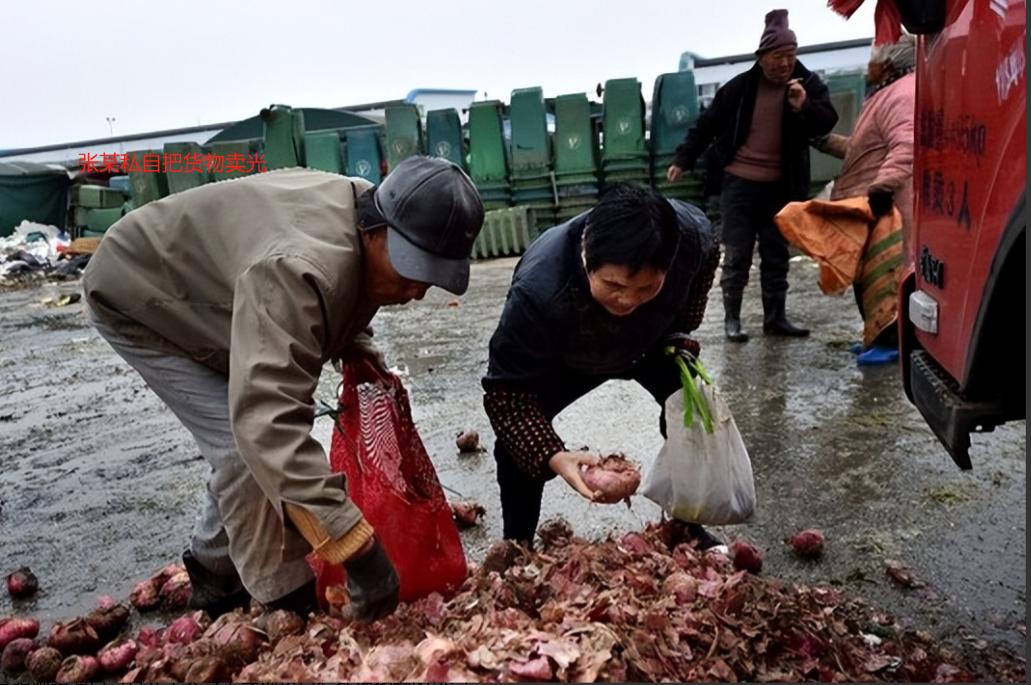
[483,200,717,387]
[673,61,838,201]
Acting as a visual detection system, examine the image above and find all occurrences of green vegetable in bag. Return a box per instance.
[665,347,714,434]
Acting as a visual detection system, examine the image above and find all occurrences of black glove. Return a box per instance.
[664,332,701,358]
[868,187,894,218]
[341,537,399,622]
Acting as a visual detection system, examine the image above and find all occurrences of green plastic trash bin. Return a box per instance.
[261,104,306,169]
[75,185,125,209]
[345,127,384,184]
[509,87,550,175]
[650,71,699,156]
[125,149,169,207]
[81,203,128,233]
[164,141,211,195]
[426,108,465,168]
[554,93,599,177]
[468,100,509,184]
[207,140,263,182]
[825,72,866,112]
[385,104,423,172]
[809,72,864,190]
[602,78,647,162]
[652,106,706,200]
[304,131,344,174]
[471,206,539,259]
[108,175,132,196]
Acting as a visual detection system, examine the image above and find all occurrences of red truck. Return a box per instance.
[896,0,1026,468]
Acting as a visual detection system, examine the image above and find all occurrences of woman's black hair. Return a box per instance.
[582,184,680,274]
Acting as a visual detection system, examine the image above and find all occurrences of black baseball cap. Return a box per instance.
[373,156,485,295]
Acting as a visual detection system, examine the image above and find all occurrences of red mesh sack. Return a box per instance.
[309,361,468,606]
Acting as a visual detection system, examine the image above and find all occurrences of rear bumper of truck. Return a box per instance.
[909,350,1008,470]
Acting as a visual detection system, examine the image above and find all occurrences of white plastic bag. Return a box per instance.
[642,355,756,525]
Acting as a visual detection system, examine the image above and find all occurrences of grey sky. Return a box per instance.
[2,0,875,149]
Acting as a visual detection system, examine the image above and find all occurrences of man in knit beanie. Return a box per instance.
[757,8,798,55]
[668,9,838,342]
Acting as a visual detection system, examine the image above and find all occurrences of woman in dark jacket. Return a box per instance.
[482,185,721,549]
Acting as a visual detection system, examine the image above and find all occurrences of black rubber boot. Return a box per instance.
[182,550,252,618]
[722,291,749,343]
[762,291,809,337]
[263,579,318,617]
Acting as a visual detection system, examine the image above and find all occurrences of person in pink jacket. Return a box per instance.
[815,34,916,365]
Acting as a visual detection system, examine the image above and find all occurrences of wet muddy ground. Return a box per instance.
[0,256,1024,666]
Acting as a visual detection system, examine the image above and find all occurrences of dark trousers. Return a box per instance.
[494,351,683,543]
[718,173,791,297]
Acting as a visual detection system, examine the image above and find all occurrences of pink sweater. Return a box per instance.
[724,77,785,183]
[831,73,915,239]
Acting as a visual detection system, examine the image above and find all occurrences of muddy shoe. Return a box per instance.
[182,550,251,618]
[685,523,725,552]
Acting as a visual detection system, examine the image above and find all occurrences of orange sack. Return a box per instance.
[775,196,903,347]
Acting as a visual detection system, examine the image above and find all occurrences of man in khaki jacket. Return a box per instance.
[83,156,484,619]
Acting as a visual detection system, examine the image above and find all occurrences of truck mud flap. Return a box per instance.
[910,350,1007,470]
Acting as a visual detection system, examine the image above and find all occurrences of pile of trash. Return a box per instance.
[2,521,1025,682]
[0,221,92,287]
